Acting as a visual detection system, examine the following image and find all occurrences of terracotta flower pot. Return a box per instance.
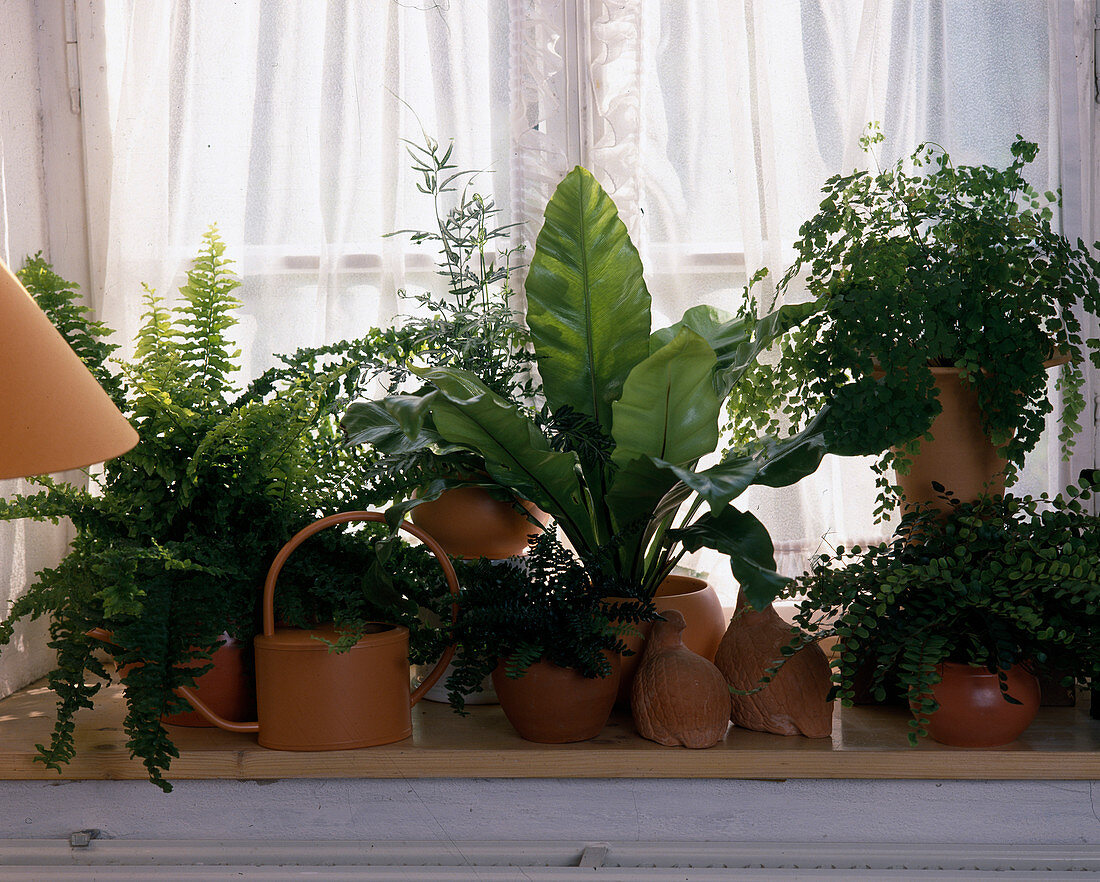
[894,368,1007,512]
[616,575,727,704]
[93,629,256,728]
[411,487,549,559]
[160,635,255,727]
[919,661,1041,747]
[893,357,1067,513]
[492,652,620,743]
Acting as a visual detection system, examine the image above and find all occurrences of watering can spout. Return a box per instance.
[175,685,259,733]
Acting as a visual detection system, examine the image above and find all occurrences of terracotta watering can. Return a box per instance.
[178,511,459,750]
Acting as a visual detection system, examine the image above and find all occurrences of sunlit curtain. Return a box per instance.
[88,0,516,376]
[0,4,76,696]
[530,0,1065,593]
[78,0,1087,606]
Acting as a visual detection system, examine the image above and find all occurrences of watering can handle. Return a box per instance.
[260,510,460,706]
[179,511,461,728]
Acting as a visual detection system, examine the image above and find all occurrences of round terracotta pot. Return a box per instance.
[919,661,1041,747]
[894,368,1007,513]
[105,631,256,729]
[492,652,620,743]
[161,635,256,727]
[616,575,727,704]
[411,487,549,559]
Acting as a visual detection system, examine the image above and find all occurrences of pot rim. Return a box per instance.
[936,660,1032,676]
[873,354,1070,380]
[655,574,709,599]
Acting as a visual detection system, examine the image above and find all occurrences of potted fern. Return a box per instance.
[788,479,1100,746]
[0,230,447,790]
[446,532,644,742]
[728,126,1100,516]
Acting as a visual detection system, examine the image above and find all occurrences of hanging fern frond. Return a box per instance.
[0,231,440,791]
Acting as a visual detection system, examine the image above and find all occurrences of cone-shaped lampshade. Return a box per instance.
[0,258,138,479]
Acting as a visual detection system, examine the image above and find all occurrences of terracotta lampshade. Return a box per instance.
[0,257,138,479]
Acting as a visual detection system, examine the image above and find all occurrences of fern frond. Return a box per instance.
[174,226,242,403]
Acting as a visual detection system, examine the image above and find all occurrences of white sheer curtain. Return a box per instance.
[548,0,1063,589]
[0,3,81,696]
[74,0,1086,604]
[88,0,515,375]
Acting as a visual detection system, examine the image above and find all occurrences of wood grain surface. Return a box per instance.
[0,679,1096,782]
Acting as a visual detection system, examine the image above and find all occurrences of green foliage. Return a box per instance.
[352,167,880,609]
[788,478,1100,742]
[388,133,535,402]
[345,131,538,514]
[16,256,124,405]
[444,532,654,711]
[728,127,1100,517]
[1,230,442,791]
[526,164,652,433]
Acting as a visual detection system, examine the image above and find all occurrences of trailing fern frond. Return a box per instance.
[0,234,439,791]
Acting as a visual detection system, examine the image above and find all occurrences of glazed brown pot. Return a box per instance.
[616,575,727,703]
[919,661,1041,747]
[411,487,549,559]
[178,511,460,750]
[492,652,620,743]
[91,630,256,728]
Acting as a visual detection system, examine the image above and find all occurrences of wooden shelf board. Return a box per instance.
[0,680,1096,783]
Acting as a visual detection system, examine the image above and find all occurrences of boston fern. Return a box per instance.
[787,479,1100,742]
[0,228,442,791]
[728,125,1100,514]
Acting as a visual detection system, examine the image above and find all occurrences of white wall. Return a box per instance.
[0,1,95,698]
[0,778,1097,845]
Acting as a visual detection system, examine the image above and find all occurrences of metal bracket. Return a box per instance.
[68,829,101,848]
[1094,9,1100,103]
[62,0,81,114]
[577,844,609,868]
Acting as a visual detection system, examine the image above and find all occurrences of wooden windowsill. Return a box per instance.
[0,679,1096,783]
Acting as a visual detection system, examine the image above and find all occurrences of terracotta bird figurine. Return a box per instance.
[631,609,730,748]
[714,589,833,738]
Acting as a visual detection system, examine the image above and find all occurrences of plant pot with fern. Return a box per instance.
[786,479,1100,747]
[445,531,630,742]
[0,232,448,790]
[729,125,1100,517]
